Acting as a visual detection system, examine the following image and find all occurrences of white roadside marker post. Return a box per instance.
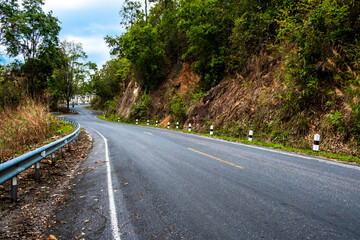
[210,125,214,135]
[167,122,170,128]
[248,130,253,141]
[313,134,320,152]
[188,123,192,132]
[156,120,158,126]
[176,122,179,129]
[136,119,138,125]
[147,120,149,126]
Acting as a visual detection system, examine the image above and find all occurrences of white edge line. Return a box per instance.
[88,127,121,240]
[145,126,360,171]
[190,133,360,171]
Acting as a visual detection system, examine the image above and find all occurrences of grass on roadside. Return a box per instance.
[98,114,360,165]
[0,101,74,163]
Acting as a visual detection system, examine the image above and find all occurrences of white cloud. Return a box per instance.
[65,35,110,67]
[84,23,125,35]
[44,0,125,12]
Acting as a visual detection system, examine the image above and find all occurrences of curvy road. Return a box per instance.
[48,106,360,240]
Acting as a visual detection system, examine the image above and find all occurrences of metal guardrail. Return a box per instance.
[0,117,81,202]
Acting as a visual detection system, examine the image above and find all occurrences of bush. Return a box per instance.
[104,99,117,114]
[0,100,56,161]
[131,93,152,120]
[167,94,187,123]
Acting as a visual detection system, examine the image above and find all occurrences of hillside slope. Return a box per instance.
[115,53,359,156]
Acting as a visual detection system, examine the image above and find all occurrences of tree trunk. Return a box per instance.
[66,98,70,112]
[145,0,148,25]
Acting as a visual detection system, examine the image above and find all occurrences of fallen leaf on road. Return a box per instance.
[46,235,57,240]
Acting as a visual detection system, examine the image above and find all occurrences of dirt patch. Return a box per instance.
[117,78,142,118]
[0,130,92,240]
[116,62,199,122]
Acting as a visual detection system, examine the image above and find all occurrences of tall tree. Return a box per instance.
[119,0,143,28]
[51,41,88,111]
[1,0,60,97]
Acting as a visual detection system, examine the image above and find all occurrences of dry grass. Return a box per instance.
[0,100,57,162]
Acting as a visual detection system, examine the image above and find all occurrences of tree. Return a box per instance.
[50,41,88,111]
[92,57,130,101]
[119,0,143,28]
[1,0,60,97]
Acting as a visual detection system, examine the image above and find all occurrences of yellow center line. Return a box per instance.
[187,148,244,169]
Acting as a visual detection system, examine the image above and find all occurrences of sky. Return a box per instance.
[44,0,127,68]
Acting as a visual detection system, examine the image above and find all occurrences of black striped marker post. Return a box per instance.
[147,120,149,126]
[51,153,56,166]
[11,177,17,202]
[118,118,120,122]
[188,123,192,132]
[210,125,214,135]
[167,122,170,128]
[248,130,253,141]
[35,162,40,182]
[313,134,320,152]
[156,120,158,126]
[176,122,179,129]
[136,119,138,125]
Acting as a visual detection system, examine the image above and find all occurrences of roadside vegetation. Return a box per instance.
[0,0,94,113]
[0,100,73,162]
[0,0,93,160]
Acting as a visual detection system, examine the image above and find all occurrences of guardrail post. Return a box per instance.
[61,147,65,159]
[35,162,40,182]
[68,143,71,152]
[11,176,17,202]
[51,153,56,166]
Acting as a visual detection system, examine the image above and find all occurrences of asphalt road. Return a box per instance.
[48,106,360,240]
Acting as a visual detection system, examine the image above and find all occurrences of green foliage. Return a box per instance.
[104,99,117,114]
[178,0,234,90]
[55,121,74,135]
[49,40,89,110]
[218,122,247,138]
[167,94,186,122]
[92,57,130,105]
[131,93,152,119]
[0,0,61,97]
[0,63,24,109]
[106,23,166,91]
[230,6,276,69]
[277,0,360,111]
[351,104,360,141]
